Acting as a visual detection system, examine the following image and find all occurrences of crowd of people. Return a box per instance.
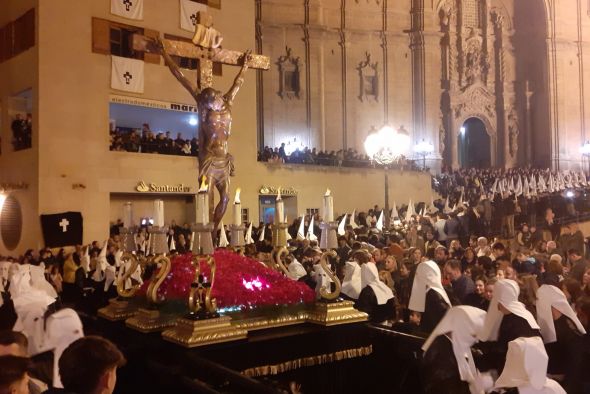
[258,144,423,171]
[109,123,198,157]
[2,187,590,392]
[11,113,32,151]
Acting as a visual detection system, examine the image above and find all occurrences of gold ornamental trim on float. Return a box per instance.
[135,181,192,193]
[0,182,29,192]
[259,186,298,195]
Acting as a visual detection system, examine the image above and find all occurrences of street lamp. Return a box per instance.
[580,141,590,174]
[414,139,434,169]
[364,125,411,230]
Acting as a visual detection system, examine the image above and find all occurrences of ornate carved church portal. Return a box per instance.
[459,118,492,168]
[257,0,584,171]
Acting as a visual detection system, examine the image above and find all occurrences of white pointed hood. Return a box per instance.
[494,337,566,394]
[409,260,451,312]
[375,210,384,231]
[423,306,489,393]
[218,221,229,247]
[341,260,362,300]
[337,214,347,236]
[478,279,540,342]
[244,222,255,245]
[536,284,585,344]
[350,209,359,229]
[307,216,318,241]
[361,263,393,305]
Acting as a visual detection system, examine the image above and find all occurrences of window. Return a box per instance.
[277,47,301,99]
[0,8,35,63]
[241,208,249,223]
[92,18,159,63]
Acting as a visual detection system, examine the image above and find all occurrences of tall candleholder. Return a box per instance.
[306,250,368,326]
[119,226,137,253]
[229,223,246,249]
[319,221,339,250]
[162,255,247,347]
[192,222,215,255]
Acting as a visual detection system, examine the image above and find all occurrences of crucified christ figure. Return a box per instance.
[152,38,251,235]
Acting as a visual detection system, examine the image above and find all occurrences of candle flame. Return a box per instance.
[234,187,241,204]
[198,176,209,192]
[276,187,282,201]
[325,188,331,197]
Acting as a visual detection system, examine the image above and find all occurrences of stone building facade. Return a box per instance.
[257,0,590,170]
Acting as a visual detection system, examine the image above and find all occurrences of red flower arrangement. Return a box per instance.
[139,250,315,310]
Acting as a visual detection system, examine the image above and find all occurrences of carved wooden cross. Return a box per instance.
[131,11,269,89]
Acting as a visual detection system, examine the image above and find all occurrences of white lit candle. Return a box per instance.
[123,202,133,228]
[196,177,209,225]
[233,188,242,226]
[275,188,284,224]
[323,189,334,222]
[153,199,165,227]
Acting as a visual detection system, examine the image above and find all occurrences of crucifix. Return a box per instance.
[132,11,269,236]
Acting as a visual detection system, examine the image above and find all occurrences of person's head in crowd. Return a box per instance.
[0,356,30,394]
[468,236,478,249]
[384,255,397,273]
[378,270,394,290]
[546,241,557,254]
[484,277,497,302]
[476,237,488,249]
[474,276,486,297]
[491,242,506,259]
[518,274,539,313]
[568,249,582,263]
[463,247,476,263]
[337,236,348,248]
[351,250,371,266]
[434,246,448,265]
[411,248,423,264]
[425,231,435,242]
[371,248,385,264]
[0,332,27,358]
[576,296,590,330]
[399,259,412,278]
[549,253,562,265]
[561,278,582,306]
[477,256,494,276]
[443,259,463,282]
[464,266,473,279]
[535,239,547,253]
[59,336,126,394]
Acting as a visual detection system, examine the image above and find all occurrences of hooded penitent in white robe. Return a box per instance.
[477,279,540,342]
[422,306,492,394]
[360,263,393,305]
[341,261,362,300]
[409,261,451,312]
[287,258,306,281]
[535,284,586,344]
[494,337,566,394]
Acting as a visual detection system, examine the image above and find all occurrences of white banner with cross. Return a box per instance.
[111,55,145,94]
[111,0,144,20]
[180,0,207,32]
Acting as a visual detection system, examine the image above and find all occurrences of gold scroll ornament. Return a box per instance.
[319,250,341,301]
[146,255,172,305]
[116,252,142,298]
[188,255,217,315]
[272,246,290,276]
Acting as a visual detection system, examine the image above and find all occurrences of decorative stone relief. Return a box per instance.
[507,107,519,157]
[439,115,446,155]
[356,52,379,102]
[276,47,301,99]
[463,28,484,86]
[452,84,496,129]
